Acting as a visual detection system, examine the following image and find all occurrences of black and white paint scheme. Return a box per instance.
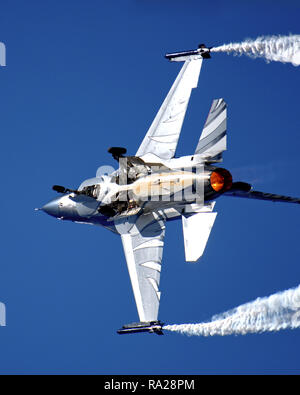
[40,45,300,335]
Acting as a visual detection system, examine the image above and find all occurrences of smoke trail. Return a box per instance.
[211,35,300,66]
[164,285,300,336]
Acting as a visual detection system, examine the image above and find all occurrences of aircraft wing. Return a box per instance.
[117,212,166,322]
[136,58,203,160]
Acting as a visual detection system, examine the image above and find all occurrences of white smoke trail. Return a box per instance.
[211,34,300,66]
[164,285,300,336]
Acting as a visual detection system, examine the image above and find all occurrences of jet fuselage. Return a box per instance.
[42,161,233,232]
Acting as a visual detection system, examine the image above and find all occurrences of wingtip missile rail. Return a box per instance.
[117,321,164,335]
[165,43,212,61]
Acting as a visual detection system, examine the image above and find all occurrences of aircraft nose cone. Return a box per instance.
[41,198,61,217]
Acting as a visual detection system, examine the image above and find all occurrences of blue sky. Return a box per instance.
[0,0,300,374]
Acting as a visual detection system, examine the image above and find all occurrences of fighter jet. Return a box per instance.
[41,45,300,335]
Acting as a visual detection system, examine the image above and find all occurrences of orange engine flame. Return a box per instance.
[210,171,224,192]
[210,169,232,192]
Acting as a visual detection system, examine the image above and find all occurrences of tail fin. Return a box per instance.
[195,98,227,163]
[225,187,300,205]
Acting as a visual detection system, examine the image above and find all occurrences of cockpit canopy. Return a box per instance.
[78,177,102,199]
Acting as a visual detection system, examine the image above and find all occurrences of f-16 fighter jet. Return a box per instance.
[41,45,300,335]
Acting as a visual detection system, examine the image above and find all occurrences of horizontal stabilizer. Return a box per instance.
[195,98,227,163]
[182,212,217,262]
